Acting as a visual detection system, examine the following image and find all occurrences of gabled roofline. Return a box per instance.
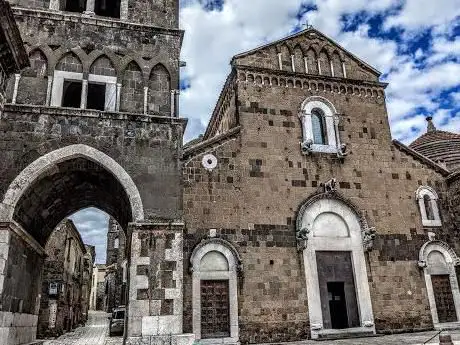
[392,139,450,176]
[231,27,382,77]
[203,69,237,139]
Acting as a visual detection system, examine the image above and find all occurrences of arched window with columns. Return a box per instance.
[190,238,241,344]
[298,96,343,154]
[416,186,442,227]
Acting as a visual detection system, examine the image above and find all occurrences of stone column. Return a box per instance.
[125,222,194,345]
[116,83,122,112]
[49,0,60,10]
[304,57,309,73]
[46,77,53,106]
[291,55,295,72]
[170,90,175,117]
[342,62,347,78]
[11,73,20,104]
[143,86,148,114]
[80,79,88,109]
[83,0,95,15]
[175,90,180,118]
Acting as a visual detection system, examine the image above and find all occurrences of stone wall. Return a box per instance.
[0,104,185,243]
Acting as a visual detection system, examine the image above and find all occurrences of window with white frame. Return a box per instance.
[51,71,117,111]
[416,186,442,227]
[298,96,342,154]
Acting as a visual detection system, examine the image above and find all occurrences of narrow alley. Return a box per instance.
[42,311,123,345]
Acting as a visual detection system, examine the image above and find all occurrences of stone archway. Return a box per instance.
[0,143,144,225]
[0,144,145,344]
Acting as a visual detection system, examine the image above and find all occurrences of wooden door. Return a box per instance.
[200,280,230,338]
[432,274,457,323]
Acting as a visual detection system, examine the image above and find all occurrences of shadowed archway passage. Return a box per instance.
[13,157,132,246]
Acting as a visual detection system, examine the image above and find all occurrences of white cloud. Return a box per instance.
[384,0,460,30]
[70,207,109,264]
[180,0,460,144]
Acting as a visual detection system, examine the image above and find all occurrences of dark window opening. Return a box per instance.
[62,0,86,13]
[95,0,121,18]
[62,80,82,108]
[87,83,106,111]
[312,108,327,145]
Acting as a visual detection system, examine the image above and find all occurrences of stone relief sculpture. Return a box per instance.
[296,226,310,251]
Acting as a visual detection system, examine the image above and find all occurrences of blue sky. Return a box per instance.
[72,0,460,262]
[179,0,460,143]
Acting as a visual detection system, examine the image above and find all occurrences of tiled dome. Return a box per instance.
[409,117,460,172]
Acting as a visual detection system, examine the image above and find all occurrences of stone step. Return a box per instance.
[316,330,376,341]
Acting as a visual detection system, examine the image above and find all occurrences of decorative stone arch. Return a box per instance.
[190,238,241,344]
[415,186,442,227]
[296,192,375,339]
[419,240,460,327]
[0,144,144,223]
[87,50,120,75]
[51,47,86,72]
[119,57,147,80]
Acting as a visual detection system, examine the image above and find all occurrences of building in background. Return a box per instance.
[37,219,88,338]
[105,217,127,312]
[90,264,107,311]
[81,245,95,322]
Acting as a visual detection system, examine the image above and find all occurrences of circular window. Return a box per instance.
[201,154,218,171]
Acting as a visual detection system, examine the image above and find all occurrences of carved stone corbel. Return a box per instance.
[360,215,376,252]
[296,226,310,251]
[300,139,313,155]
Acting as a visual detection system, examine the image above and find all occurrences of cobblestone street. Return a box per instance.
[42,311,123,345]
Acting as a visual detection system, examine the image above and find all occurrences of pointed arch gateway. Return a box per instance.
[0,144,144,244]
[296,192,375,339]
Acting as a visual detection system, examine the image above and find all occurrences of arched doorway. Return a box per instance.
[0,144,142,344]
[419,241,460,328]
[296,194,375,339]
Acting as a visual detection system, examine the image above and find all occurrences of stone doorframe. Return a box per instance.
[418,240,460,328]
[296,192,376,339]
[190,238,242,345]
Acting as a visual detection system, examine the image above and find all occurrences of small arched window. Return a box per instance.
[311,109,327,145]
[299,96,343,155]
[416,186,441,227]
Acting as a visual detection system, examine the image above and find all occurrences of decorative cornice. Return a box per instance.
[3,104,187,126]
[235,64,388,89]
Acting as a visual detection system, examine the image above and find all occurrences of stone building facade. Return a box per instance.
[0,0,192,344]
[37,219,88,338]
[182,28,460,343]
[105,217,127,312]
[81,245,95,322]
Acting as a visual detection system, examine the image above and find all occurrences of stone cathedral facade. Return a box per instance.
[183,28,460,343]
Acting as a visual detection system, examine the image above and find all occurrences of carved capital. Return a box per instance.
[360,216,376,252]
